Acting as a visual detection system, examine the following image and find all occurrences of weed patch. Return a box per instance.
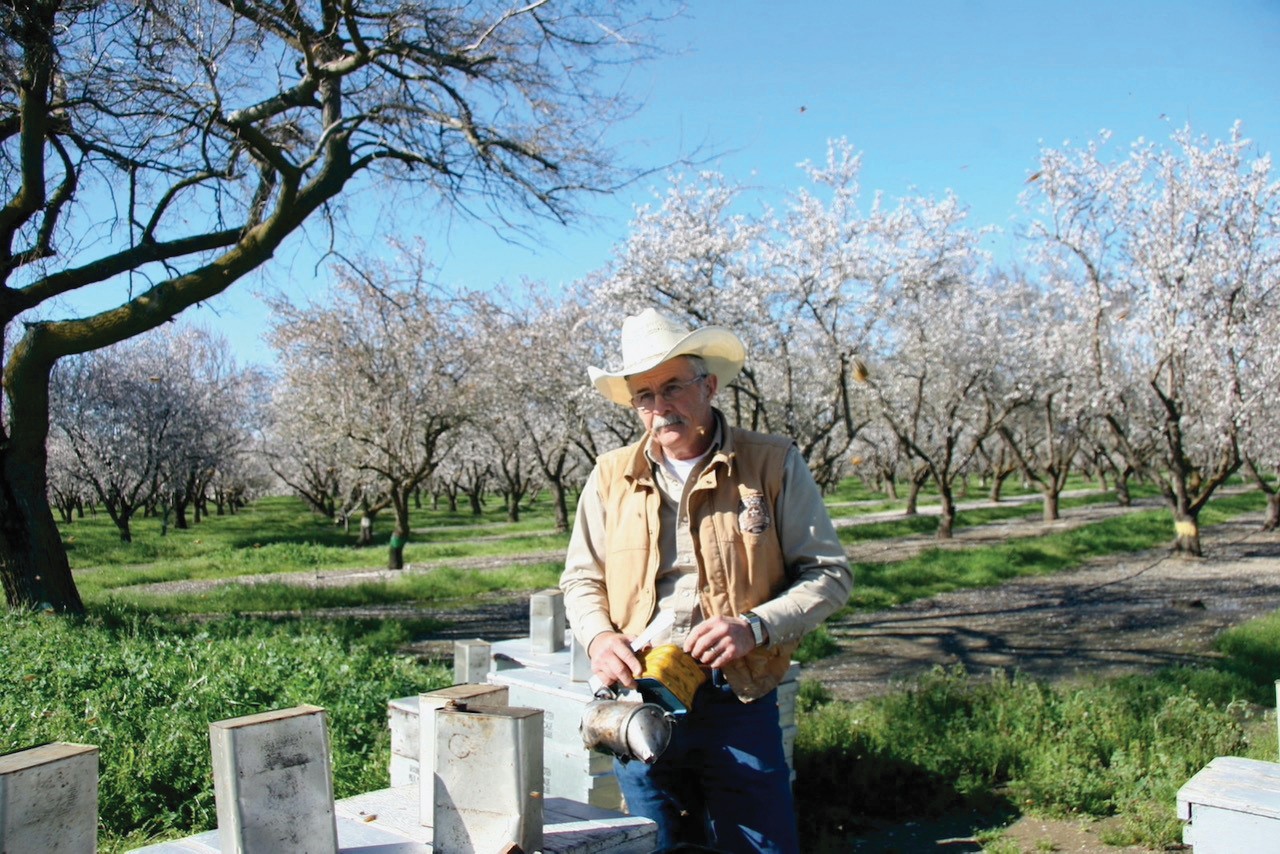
[0,608,449,852]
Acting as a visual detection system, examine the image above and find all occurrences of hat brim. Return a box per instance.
[589,326,746,407]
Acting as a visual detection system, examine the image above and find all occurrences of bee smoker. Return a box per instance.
[579,694,672,764]
[579,644,707,764]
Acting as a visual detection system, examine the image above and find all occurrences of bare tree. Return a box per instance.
[2,0,670,609]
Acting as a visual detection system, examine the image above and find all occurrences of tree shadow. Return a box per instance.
[795,745,1018,852]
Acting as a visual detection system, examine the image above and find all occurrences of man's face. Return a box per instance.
[626,356,718,461]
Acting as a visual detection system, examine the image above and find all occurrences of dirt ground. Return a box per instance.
[123,499,1280,852]
[812,508,1280,704]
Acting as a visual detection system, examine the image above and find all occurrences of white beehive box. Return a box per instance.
[1177,756,1280,852]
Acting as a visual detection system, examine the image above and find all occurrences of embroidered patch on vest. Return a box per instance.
[738,494,771,535]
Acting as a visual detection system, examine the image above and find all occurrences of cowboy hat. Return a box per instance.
[589,308,746,406]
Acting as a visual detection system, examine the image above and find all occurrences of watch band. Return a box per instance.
[743,611,767,647]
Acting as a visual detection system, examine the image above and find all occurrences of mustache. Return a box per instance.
[651,414,686,429]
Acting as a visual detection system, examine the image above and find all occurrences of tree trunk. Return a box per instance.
[388,533,406,569]
[357,513,374,546]
[104,503,134,543]
[0,445,85,613]
[1264,493,1280,532]
[905,478,922,516]
[1173,512,1202,556]
[389,494,409,570]
[1042,490,1060,522]
[1115,469,1132,507]
[989,470,1011,503]
[550,478,570,535]
[467,491,483,516]
[883,473,898,501]
[936,486,956,539]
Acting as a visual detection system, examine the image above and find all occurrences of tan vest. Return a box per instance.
[595,419,800,701]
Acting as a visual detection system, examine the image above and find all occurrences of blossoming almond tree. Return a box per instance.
[861,193,1006,538]
[1026,125,1280,555]
[267,258,472,569]
[993,270,1096,521]
[592,143,880,490]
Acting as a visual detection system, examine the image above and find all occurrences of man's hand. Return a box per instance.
[588,631,644,690]
[684,616,755,667]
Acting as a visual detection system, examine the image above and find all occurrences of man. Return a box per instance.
[561,308,853,853]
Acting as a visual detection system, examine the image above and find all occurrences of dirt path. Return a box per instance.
[812,513,1280,703]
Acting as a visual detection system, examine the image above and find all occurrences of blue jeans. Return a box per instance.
[613,673,799,853]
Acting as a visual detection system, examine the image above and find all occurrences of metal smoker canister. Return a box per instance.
[580,699,671,764]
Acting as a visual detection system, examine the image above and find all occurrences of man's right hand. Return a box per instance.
[588,631,644,690]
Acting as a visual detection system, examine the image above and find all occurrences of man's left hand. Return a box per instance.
[684,616,755,667]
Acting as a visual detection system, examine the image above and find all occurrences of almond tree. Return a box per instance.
[48,325,260,541]
[861,193,1004,538]
[468,290,599,531]
[752,140,881,488]
[592,146,878,490]
[49,338,185,543]
[1025,125,1280,554]
[261,394,349,519]
[847,421,910,501]
[992,271,1094,521]
[155,328,264,530]
[267,257,470,569]
[2,0,669,610]
[1235,276,1280,530]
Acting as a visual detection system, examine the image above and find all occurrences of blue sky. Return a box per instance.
[184,0,1280,364]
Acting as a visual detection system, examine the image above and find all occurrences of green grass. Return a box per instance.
[0,606,450,853]
[832,486,1155,533]
[790,487,1275,851]
[66,496,570,605]
[795,653,1276,851]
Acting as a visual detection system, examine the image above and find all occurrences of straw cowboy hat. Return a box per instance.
[589,308,747,406]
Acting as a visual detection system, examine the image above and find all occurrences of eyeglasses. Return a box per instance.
[629,375,707,411]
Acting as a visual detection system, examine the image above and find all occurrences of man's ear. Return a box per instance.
[704,373,719,398]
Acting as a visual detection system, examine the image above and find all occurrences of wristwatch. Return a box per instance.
[743,611,768,648]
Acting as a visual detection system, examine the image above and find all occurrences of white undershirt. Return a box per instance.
[660,448,709,486]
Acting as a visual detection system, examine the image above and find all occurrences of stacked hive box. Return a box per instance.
[388,589,800,811]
